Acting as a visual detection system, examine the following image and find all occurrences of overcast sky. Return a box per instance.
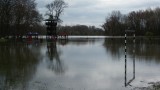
[36,0,160,27]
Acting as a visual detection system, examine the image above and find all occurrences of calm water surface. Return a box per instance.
[0,38,160,90]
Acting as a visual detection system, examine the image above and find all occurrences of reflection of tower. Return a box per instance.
[46,41,64,74]
[47,41,57,60]
[124,30,135,87]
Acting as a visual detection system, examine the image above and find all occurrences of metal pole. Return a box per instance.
[125,33,127,87]
[124,31,136,87]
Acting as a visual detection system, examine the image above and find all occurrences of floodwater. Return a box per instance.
[0,37,160,90]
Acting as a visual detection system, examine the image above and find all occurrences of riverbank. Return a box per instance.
[133,82,160,90]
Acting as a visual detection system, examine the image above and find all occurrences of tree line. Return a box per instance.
[1,0,160,37]
[0,0,43,38]
[0,0,103,37]
[57,25,104,35]
[102,7,160,36]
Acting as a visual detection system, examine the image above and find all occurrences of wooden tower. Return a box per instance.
[45,18,57,38]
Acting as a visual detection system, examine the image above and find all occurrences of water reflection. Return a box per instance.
[46,40,64,74]
[57,39,68,46]
[103,38,160,62]
[103,38,160,88]
[135,38,160,62]
[103,38,124,60]
[0,42,40,90]
[124,48,135,87]
[0,38,160,90]
[63,38,97,45]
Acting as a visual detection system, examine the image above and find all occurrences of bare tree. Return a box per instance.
[102,11,125,36]
[46,0,67,22]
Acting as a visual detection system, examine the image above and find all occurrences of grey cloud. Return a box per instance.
[36,0,160,27]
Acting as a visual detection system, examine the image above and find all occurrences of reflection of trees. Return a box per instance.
[46,38,97,74]
[134,39,160,62]
[56,38,98,46]
[0,42,40,90]
[66,38,96,45]
[103,38,124,59]
[103,38,160,86]
[103,38,160,62]
[46,40,64,74]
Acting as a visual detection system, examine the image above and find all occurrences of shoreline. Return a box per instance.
[133,82,160,90]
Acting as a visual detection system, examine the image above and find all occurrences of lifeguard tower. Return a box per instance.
[45,15,57,39]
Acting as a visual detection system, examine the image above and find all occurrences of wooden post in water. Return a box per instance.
[133,33,135,79]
